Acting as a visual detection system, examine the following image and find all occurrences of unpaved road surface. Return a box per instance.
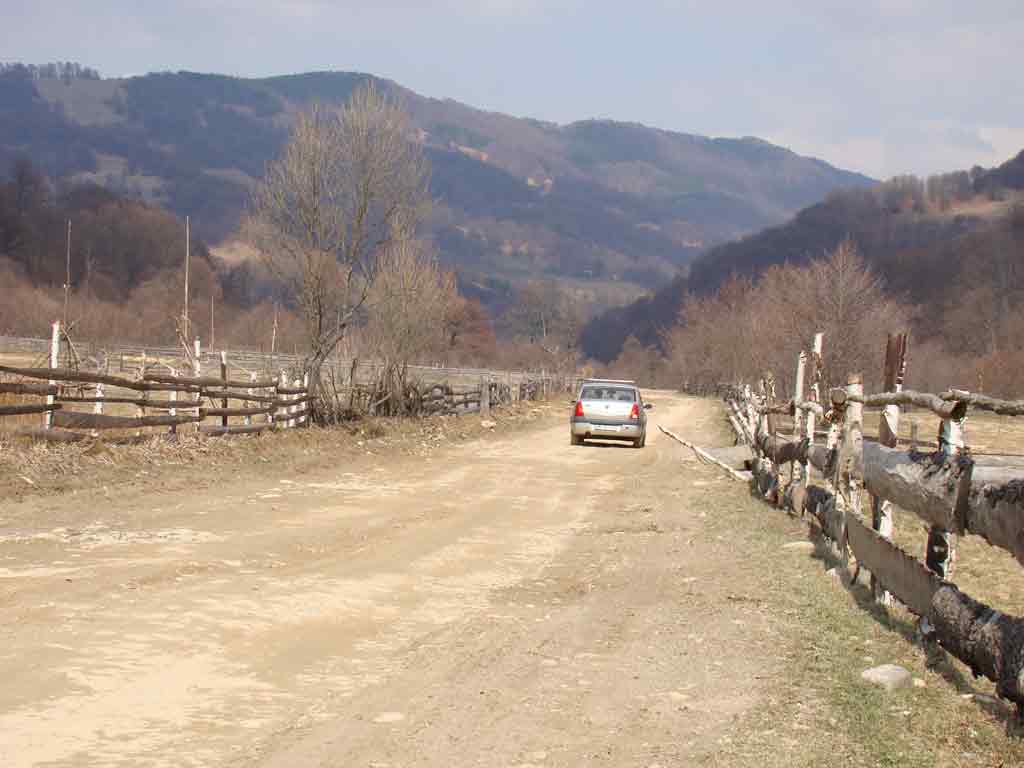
[1,393,776,767]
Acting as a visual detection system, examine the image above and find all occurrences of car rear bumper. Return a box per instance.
[570,418,643,440]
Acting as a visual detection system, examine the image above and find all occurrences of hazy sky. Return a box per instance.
[4,0,1023,179]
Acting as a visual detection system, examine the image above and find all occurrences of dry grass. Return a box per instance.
[0,398,560,507]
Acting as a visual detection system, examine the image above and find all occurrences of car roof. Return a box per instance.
[582,378,637,386]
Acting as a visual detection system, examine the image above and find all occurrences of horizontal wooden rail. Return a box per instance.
[144,372,277,389]
[847,390,967,419]
[0,403,62,416]
[200,390,279,404]
[941,389,1024,417]
[52,411,206,430]
[205,406,275,418]
[0,382,58,396]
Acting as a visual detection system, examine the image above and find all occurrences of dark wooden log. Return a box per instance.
[805,484,842,541]
[144,372,276,389]
[754,432,808,466]
[52,410,205,430]
[200,390,278,404]
[806,444,836,475]
[930,583,1024,705]
[0,381,58,396]
[0,403,62,416]
[275,386,308,395]
[204,406,275,418]
[0,364,148,391]
[55,396,203,410]
[861,443,973,533]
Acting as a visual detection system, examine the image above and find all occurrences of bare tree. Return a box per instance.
[352,239,456,412]
[247,84,430,416]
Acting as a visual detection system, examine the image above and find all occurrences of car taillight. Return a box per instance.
[574,401,584,417]
[630,403,640,420]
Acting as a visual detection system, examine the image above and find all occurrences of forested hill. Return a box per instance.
[581,151,1024,362]
[0,64,871,312]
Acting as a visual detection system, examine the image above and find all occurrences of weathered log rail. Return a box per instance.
[722,329,1024,706]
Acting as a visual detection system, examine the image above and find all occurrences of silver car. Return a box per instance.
[570,379,652,448]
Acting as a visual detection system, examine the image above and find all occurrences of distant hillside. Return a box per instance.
[581,153,1024,362]
[0,65,872,316]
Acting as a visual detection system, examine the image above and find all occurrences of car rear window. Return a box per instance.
[580,386,636,402]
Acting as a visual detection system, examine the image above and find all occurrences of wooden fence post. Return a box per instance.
[220,351,229,430]
[838,373,864,568]
[245,373,256,428]
[45,320,60,430]
[805,333,824,484]
[872,332,908,604]
[93,382,103,438]
[928,410,966,579]
[193,338,202,434]
[168,369,177,437]
[791,352,807,489]
[136,351,147,438]
[480,375,490,417]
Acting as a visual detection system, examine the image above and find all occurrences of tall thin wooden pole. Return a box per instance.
[45,320,60,430]
[805,333,824,484]
[63,219,71,328]
[183,215,191,341]
[872,332,908,605]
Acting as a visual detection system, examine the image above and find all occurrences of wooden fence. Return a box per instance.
[0,322,563,442]
[719,331,1024,707]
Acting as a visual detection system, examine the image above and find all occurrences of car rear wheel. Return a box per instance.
[571,434,584,446]
[633,434,645,449]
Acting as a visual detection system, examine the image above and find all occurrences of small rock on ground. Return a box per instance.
[783,541,815,552]
[861,664,912,692]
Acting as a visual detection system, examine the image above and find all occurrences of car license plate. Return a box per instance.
[595,425,620,432]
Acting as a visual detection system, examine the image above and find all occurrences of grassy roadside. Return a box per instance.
[0,398,563,506]
[688,400,1024,767]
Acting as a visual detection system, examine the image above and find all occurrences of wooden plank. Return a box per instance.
[52,410,205,430]
[846,512,940,616]
[658,426,750,481]
[275,386,307,396]
[0,403,62,416]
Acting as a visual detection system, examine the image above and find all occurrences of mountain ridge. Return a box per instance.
[0,65,873,316]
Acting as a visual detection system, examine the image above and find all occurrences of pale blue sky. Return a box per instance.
[3,0,1023,179]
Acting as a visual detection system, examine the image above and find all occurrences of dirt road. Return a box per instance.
[0,393,776,767]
